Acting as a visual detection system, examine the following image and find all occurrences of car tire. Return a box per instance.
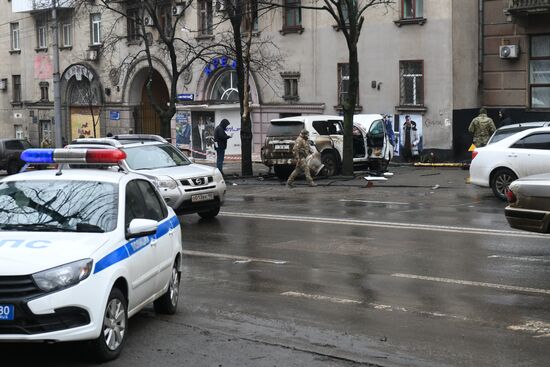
[274,165,293,180]
[198,206,220,219]
[491,168,517,201]
[7,160,19,175]
[154,262,180,315]
[91,287,128,362]
[321,152,338,177]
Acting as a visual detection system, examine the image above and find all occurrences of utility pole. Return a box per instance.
[51,0,63,147]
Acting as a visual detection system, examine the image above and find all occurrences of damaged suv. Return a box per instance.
[261,115,394,179]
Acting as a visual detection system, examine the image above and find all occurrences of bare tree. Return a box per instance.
[76,0,219,138]
[300,0,394,176]
[218,0,283,176]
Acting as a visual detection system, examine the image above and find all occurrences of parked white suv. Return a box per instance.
[69,135,226,218]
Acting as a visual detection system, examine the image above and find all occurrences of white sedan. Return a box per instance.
[470,127,550,200]
[0,148,183,362]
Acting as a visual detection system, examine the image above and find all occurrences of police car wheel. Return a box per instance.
[198,206,220,219]
[91,287,128,362]
[154,263,181,315]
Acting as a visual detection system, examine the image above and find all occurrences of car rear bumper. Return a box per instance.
[505,207,550,233]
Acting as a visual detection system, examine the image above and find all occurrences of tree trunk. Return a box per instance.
[342,45,359,176]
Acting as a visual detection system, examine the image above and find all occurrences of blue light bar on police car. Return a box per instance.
[21,149,127,165]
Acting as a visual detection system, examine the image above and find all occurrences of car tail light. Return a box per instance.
[506,189,517,203]
[472,150,478,160]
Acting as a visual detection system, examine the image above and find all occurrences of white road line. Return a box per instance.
[220,211,550,239]
[281,291,362,305]
[508,321,550,338]
[339,199,410,205]
[392,273,550,296]
[489,255,550,264]
[183,250,287,265]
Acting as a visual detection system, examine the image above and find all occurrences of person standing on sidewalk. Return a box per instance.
[286,129,316,188]
[401,116,419,163]
[214,119,232,175]
[468,108,496,148]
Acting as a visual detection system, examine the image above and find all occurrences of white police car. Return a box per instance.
[0,148,183,362]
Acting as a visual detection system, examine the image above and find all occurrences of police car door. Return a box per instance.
[125,180,161,307]
[134,180,175,292]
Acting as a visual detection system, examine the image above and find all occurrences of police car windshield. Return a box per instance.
[123,144,191,170]
[0,180,118,233]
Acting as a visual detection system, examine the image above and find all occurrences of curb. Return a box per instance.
[414,163,469,168]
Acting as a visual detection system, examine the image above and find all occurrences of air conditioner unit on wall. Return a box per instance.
[214,0,226,12]
[173,3,186,16]
[86,49,98,61]
[500,45,519,59]
[143,15,154,27]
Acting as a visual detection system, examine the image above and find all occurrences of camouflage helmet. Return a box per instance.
[300,129,309,137]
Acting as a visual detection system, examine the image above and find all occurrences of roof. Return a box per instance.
[1,168,133,184]
[497,121,550,131]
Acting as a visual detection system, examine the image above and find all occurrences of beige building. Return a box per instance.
[1,0,480,160]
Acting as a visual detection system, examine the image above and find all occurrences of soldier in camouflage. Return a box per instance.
[286,129,317,188]
[468,108,496,148]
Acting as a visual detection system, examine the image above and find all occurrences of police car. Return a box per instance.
[0,148,183,362]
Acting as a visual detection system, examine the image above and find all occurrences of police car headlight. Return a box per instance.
[157,175,178,190]
[213,169,224,182]
[32,259,93,292]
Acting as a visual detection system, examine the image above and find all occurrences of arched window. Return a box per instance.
[68,79,101,106]
[210,70,239,102]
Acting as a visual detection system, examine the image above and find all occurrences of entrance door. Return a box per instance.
[138,71,169,135]
[70,106,100,140]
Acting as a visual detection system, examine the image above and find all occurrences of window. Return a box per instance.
[91,13,102,45]
[530,35,550,109]
[40,120,51,142]
[40,82,49,101]
[242,0,259,33]
[37,17,48,49]
[127,7,140,42]
[281,72,300,101]
[312,120,343,136]
[125,180,166,227]
[283,0,302,31]
[210,71,239,101]
[159,4,173,37]
[511,133,550,150]
[62,20,72,47]
[198,0,213,36]
[12,75,21,103]
[340,0,350,26]
[338,63,350,106]
[399,60,424,106]
[14,125,23,139]
[402,0,423,19]
[10,23,20,51]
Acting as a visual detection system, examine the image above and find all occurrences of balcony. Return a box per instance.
[506,0,550,14]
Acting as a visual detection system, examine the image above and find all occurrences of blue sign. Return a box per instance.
[109,111,120,121]
[177,94,195,101]
[203,56,237,76]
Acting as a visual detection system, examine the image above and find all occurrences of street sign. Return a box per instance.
[109,111,120,121]
[177,93,195,101]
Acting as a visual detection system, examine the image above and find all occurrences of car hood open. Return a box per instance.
[0,233,111,275]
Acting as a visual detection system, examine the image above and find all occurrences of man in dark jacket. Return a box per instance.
[498,109,514,127]
[214,119,232,175]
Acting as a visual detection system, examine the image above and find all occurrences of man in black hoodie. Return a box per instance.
[498,109,514,127]
[214,119,232,175]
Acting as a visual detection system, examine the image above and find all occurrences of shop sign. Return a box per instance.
[203,57,237,76]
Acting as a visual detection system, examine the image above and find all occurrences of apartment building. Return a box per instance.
[1,0,480,161]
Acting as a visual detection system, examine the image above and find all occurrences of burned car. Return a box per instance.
[261,114,394,179]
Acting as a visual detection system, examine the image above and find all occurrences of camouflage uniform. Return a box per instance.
[287,131,315,187]
[468,112,496,147]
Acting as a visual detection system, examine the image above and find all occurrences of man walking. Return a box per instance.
[214,119,231,175]
[400,116,419,163]
[286,129,316,188]
[468,108,496,148]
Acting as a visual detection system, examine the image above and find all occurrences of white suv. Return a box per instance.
[69,135,226,218]
[0,148,183,362]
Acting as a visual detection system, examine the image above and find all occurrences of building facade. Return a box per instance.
[1,0,481,161]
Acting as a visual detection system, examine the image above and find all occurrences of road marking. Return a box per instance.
[282,291,362,305]
[392,273,550,296]
[183,250,287,265]
[489,255,550,264]
[220,211,550,239]
[339,199,410,205]
[507,321,550,338]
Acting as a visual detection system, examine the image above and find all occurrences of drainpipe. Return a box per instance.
[478,0,484,86]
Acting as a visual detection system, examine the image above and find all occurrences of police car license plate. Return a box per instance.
[0,305,14,321]
[274,144,289,150]
[191,193,214,203]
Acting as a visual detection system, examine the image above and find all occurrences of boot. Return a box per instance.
[286,181,295,188]
[308,181,317,187]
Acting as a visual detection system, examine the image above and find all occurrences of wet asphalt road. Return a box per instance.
[3,166,550,367]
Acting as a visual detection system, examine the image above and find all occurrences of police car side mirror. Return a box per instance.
[127,218,159,239]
